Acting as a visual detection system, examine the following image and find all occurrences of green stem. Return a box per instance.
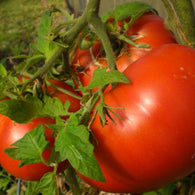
[21,47,64,91]
[111,32,150,48]
[161,0,195,48]
[46,80,82,100]
[90,15,116,70]
[65,166,81,195]
[64,0,100,45]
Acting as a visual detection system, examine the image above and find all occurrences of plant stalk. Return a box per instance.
[65,166,81,195]
[161,0,195,48]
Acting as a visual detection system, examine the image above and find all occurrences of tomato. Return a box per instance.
[72,13,176,89]
[77,44,195,193]
[0,80,81,181]
[117,12,177,72]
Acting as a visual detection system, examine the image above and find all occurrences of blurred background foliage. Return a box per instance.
[0,0,194,60]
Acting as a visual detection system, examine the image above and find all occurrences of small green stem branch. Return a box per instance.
[161,0,195,48]
[46,80,82,100]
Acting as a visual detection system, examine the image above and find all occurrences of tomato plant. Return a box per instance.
[1,0,195,194]
[0,79,81,181]
[77,44,195,193]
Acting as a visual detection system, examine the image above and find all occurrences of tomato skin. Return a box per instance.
[0,80,81,181]
[78,44,195,193]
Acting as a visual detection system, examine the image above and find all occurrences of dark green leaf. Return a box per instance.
[37,172,58,195]
[158,182,177,195]
[85,67,130,89]
[0,98,41,123]
[0,95,69,123]
[101,2,157,23]
[4,125,49,167]
[55,114,105,181]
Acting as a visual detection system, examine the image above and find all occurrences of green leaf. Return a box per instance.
[85,67,130,89]
[0,95,69,123]
[4,125,49,167]
[0,178,10,191]
[101,2,157,23]
[55,114,105,182]
[35,11,58,61]
[0,64,7,76]
[37,172,58,195]
[25,181,40,195]
[0,98,41,123]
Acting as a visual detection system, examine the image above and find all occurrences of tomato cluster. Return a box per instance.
[0,10,195,194]
[72,12,195,193]
[0,80,81,181]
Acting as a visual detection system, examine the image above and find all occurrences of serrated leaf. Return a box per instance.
[41,96,68,118]
[35,11,58,61]
[37,172,57,195]
[101,2,157,23]
[85,67,130,89]
[0,64,7,76]
[4,125,49,167]
[55,114,105,181]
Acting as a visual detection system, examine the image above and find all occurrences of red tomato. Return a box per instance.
[0,80,81,181]
[117,12,177,72]
[78,44,195,193]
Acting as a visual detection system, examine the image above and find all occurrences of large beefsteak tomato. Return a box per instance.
[77,44,195,193]
[0,79,81,181]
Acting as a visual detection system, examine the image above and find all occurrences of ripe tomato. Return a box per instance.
[78,44,195,193]
[117,12,177,72]
[0,79,81,181]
